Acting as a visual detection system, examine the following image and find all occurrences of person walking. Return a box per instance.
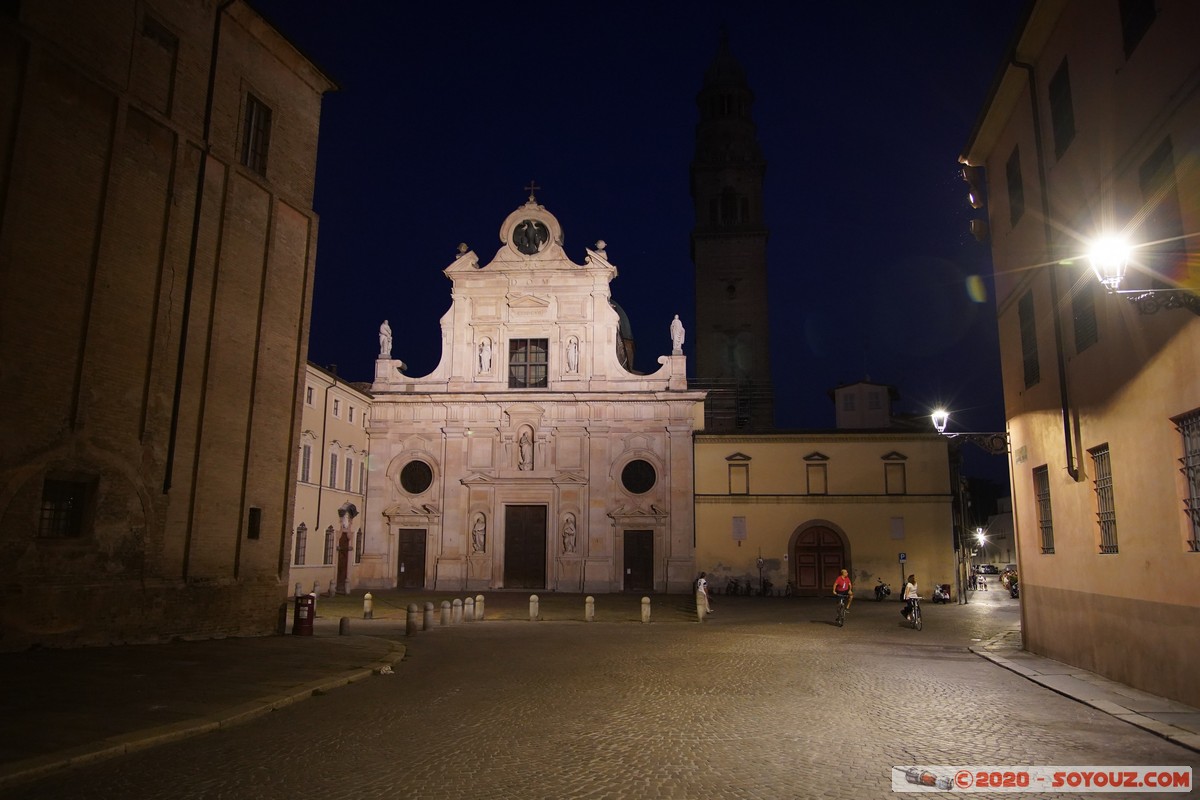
[696,572,713,615]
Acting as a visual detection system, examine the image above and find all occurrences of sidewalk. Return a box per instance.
[972,626,1200,753]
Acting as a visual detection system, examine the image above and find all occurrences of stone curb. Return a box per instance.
[970,634,1199,754]
[0,639,407,791]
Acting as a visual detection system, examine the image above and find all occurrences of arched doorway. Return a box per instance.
[792,525,847,596]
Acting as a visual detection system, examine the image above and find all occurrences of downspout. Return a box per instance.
[1012,59,1081,482]
[163,0,237,493]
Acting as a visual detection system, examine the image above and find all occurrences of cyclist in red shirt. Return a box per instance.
[833,569,853,609]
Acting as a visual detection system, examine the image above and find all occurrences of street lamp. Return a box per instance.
[1085,234,1200,315]
[929,409,1009,456]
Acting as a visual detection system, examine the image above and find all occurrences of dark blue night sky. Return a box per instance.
[251,1,1027,483]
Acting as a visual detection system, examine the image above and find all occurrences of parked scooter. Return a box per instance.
[874,578,891,601]
[932,583,952,604]
[1009,577,1020,598]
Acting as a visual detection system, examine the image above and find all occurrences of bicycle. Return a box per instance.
[834,594,849,627]
[904,596,923,631]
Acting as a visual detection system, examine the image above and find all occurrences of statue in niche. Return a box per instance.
[566,337,579,373]
[478,338,492,373]
[471,513,487,553]
[562,513,577,554]
[379,320,392,357]
[518,431,533,471]
[670,314,685,354]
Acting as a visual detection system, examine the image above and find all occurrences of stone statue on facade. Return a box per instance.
[478,338,492,374]
[379,320,392,357]
[670,314,685,354]
[518,431,533,471]
[562,513,577,553]
[471,513,487,553]
[566,337,579,373]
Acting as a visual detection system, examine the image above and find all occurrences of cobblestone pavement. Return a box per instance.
[6,593,1197,800]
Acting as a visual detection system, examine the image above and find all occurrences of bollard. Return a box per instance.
[452,598,463,624]
[695,590,705,623]
[529,594,540,621]
[463,596,475,622]
[339,616,351,635]
[440,600,451,626]
[294,582,302,597]
[328,579,336,597]
[475,594,485,621]
[312,581,320,596]
[363,592,374,620]
[406,603,419,636]
[641,596,651,624]
[423,601,434,630]
[585,595,595,622]
[309,591,318,619]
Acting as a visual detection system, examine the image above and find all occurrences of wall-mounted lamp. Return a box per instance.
[930,409,1009,455]
[1085,235,1200,315]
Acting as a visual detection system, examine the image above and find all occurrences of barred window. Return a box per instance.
[508,339,548,388]
[1090,444,1118,553]
[323,526,335,565]
[294,523,307,566]
[1175,410,1200,551]
[39,477,94,539]
[1033,465,1054,553]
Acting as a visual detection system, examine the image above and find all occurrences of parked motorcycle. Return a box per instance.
[932,583,952,604]
[1009,577,1020,598]
[874,578,891,601]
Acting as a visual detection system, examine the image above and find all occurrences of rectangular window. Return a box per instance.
[301,444,312,483]
[305,386,314,405]
[508,339,548,388]
[358,462,366,494]
[355,529,364,564]
[240,93,272,176]
[329,453,338,488]
[1033,465,1055,554]
[842,394,856,411]
[1090,444,1118,553]
[323,527,335,565]
[332,399,340,418]
[247,507,261,540]
[344,458,353,491]
[294,525,307,566]
[1138,138,1187,284]
[867,391,881,411]
[1018,290,1040,388]
[806,463,828,495]
[348,406,355,423]
[1176,410,1200,551]
[38,478,93,538]
[1072,283,1098,353]
[729,464,749,495]
[1119,0,1156,57]
[1006,145,1025,226]
[1049,58,1076,159]
[885,463,906,495]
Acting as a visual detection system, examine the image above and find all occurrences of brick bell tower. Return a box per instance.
[690,31,774,431]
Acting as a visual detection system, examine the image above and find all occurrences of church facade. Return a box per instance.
[357,198,705,594]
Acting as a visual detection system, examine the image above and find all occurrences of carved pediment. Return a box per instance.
[507,293,551,309]
[382,502,440,519]
[608,503,668,522]
[881,451,908,461]
[803,451,830,462]
[725,452,752,462]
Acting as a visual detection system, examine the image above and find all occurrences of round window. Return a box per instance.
[621,459,656,494]
[399,460,433,495]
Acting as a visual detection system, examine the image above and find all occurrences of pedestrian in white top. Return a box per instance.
[696,572,713,615]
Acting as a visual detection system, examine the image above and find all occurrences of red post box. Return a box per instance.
[292,593,315,636]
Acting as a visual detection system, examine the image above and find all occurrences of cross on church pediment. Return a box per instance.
[525,180,540,202]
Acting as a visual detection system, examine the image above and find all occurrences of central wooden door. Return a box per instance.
[504,505,546,589]
[793,526,845,596]
[397,529,426,589]
[623,530,654,592]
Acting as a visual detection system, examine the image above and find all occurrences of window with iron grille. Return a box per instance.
[1006,145,1024,227]
[323,526,335,565]
[1033,465,1054,553]
[1018,290,1040,388]
[294,523,307,565]
[508,339,548,388]
[1049,58,1076,159]
[1176,410,1200,551]
[355,528,364,564]
[1089,444,1118,553]
[1072,283,1098,353]
[39,478,94,538]
[240,93,271,176]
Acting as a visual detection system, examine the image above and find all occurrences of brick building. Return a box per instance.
[0,1,335,648]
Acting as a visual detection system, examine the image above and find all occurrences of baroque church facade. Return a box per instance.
[356,197,705,595]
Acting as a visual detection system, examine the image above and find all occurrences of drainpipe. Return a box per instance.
[1012,59,1081,482]
[163,0,237,493]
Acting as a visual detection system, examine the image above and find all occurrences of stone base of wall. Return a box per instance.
[0,579,288,652]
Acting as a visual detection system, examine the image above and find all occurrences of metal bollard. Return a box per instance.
[423,601,434,630]
[641,596,651,623]
[339,616,351,635]
[585,596,595,622]
[475,594,485,621]
[452,598,463,624]
[464,596,475,622]
[363,592,374,620]
[695,591,705,622]
[529,594,539,621]
[406,603,419,636]
[440,600,451,626]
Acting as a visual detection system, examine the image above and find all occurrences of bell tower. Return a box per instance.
[690,32,774,430]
